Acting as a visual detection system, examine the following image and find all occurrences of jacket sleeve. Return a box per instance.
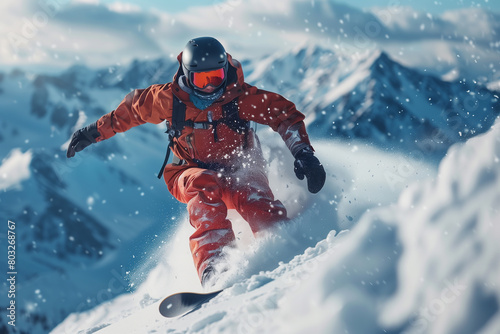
[95,84,171,141]
[239,83,313,156]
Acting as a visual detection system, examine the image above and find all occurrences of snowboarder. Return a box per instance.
[66,37,326,287]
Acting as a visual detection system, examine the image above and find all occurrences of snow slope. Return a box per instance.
[275,119,500,334]
[53,119,500,334]
[51,136,436,333]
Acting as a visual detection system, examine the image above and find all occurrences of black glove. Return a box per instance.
[66,121,101,158]
[294,147,326,194]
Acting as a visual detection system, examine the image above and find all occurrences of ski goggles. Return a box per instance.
[191,68,225,89]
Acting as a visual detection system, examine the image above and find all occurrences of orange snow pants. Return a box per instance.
[171,167,288,279]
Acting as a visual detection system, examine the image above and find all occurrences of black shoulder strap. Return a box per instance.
[221,97,251,149]
[157,96,186,179]
[171,96,186,134]
[222,97,249,134]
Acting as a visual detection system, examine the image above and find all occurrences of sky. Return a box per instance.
[0,0,498,76]
[97,0,500,14]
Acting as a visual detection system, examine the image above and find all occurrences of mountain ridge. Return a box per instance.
[246,44,499,156]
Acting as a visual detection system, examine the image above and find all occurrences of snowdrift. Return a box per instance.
[275,119,500,334]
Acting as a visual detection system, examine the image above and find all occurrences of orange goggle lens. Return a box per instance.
[191,68,225,89]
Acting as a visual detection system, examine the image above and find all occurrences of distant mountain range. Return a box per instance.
[247,45,499,157]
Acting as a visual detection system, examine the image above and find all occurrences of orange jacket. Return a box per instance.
[95,53,313,192]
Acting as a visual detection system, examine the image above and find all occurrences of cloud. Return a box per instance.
[371,5,500,46]
[0,0,167,69]
[0,0,498,78]
[55,2,157,30]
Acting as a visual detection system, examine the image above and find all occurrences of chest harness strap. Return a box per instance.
[157,97,249,179]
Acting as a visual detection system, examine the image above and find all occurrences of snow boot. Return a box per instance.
[201,265,216,288]
[201,263,230,289]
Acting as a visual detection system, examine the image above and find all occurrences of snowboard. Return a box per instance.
[159,290,223,318]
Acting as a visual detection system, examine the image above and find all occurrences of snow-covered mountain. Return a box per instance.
[248,45,500,157]
[0,59,181,333]
[0,44,499,333]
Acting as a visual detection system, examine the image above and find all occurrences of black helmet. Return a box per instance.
[182,37,228,93]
